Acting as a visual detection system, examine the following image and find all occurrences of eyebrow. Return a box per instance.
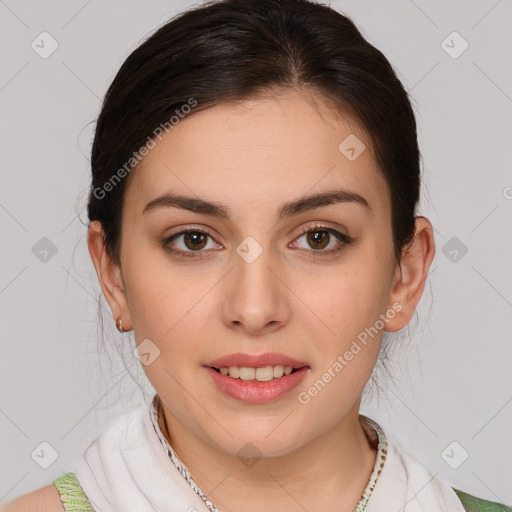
[142,188,371,221]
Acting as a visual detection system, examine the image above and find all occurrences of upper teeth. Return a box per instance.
[219,365,295,381]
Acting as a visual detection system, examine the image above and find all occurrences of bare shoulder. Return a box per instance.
[2,484,65,512]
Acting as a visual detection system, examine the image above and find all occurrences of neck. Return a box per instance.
[158,399,378,512]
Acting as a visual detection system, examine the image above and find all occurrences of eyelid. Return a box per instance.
[164,222,347,242]
[165,224,219,240]
[295,221,348,237]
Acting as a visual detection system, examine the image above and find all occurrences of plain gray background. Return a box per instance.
[1,0,511,505]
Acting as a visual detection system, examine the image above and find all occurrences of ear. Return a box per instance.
[385,216,435,332]
[87,221,132,331]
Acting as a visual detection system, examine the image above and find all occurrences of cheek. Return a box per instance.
[302,273,384,398]
[292,258,388,382]
[299,263,387,331]
[122,247,182,338]
[123,253,214,361]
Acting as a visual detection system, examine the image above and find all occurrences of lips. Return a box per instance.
[204,352,310,370]
[204,365,310,403]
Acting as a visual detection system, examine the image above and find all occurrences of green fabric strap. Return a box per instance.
[52,472,95,512]
[453,487,512,512]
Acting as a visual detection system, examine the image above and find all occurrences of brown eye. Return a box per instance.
[291,225,353,256]
[306,230,330,250]
[183,231,208,250]
[162,228,220,258]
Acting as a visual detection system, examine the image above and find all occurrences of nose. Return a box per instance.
[221,245,290,336]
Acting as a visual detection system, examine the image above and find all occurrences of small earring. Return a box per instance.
[116,318,123,333]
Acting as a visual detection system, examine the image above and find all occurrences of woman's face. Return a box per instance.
[106,88,406,457]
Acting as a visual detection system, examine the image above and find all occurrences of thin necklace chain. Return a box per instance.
[149,394,387,512]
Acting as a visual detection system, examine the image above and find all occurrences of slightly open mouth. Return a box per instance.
[208,366,309,383]
[210,366,301,374]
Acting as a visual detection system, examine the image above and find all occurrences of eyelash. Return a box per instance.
[162,223,353,260]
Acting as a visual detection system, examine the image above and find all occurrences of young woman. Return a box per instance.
[4,0,510,511]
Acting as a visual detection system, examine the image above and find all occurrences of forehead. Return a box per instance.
[124,89,389,221]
